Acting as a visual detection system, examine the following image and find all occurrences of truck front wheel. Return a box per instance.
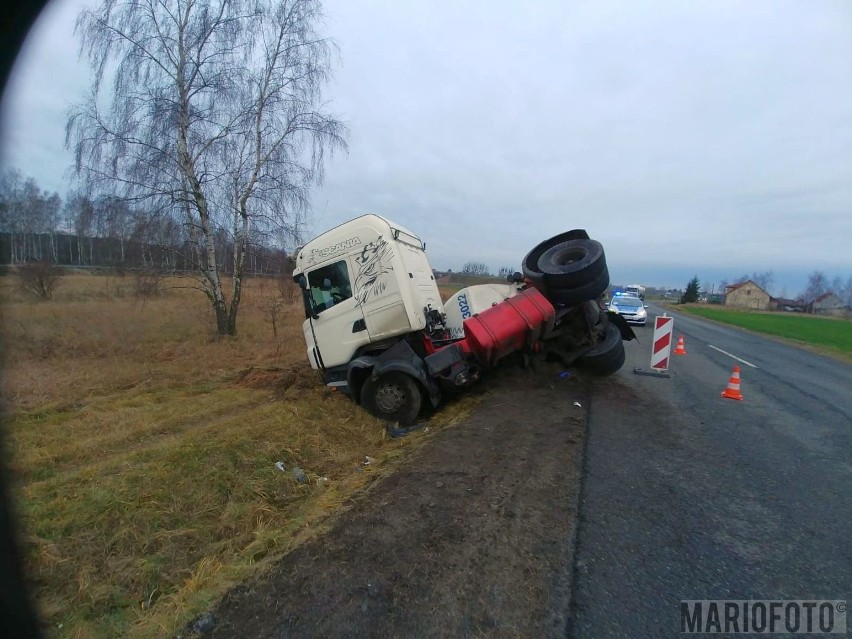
[360,372,422,425]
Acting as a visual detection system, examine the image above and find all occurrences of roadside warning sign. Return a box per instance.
[634,314,674,378]
[650,315,674,371]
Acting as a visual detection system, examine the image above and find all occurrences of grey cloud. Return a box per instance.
[2,0,851,294]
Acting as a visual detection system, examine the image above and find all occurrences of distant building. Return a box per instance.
[812,292,846,317]
[432,269,452,284]
[770,297,805,313]
[724,280,771,310]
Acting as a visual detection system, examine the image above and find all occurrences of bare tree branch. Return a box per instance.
[67,0,347,335]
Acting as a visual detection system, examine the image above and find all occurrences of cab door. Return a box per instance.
[304,258,370,370]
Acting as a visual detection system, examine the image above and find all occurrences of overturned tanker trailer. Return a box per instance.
[292,214,635,424]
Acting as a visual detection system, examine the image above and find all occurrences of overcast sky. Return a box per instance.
[2,0,851,294]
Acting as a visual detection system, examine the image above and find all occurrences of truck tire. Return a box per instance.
[576,323,625,375]
[360,372,422,425]
[537,239,607,288]
[545,268,610,306]
[521,229,591,285]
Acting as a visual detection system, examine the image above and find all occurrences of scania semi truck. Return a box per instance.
[293,214,634,424]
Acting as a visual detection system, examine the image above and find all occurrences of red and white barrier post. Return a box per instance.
[634,314,674,378]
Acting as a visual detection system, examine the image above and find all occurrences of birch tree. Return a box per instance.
[0,169,24,263]
[63,192,96,265]
[0,170,62,263]
[67,0,346,334]
[801,271,828,312]
[750,270,774,295]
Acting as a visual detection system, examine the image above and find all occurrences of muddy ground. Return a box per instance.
[199,364,588,638]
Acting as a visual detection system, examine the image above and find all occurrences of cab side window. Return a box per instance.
[307,260,353,314]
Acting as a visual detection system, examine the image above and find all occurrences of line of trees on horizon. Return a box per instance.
[459,262,518,279]
[0,168,295,275]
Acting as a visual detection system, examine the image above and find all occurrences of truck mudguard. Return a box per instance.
[348,340,442,407]
[607,311,637,341]
[424,343,466,377]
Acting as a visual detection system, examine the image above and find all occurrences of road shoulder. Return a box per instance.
[198,366,588,638]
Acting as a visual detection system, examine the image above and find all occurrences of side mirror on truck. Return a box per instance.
[297,275,320,320]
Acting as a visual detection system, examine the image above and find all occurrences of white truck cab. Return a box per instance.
[292,214,445,372]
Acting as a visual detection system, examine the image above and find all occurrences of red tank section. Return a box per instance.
[463,287,556,367]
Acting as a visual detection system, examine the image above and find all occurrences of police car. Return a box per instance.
[608,292,648,325]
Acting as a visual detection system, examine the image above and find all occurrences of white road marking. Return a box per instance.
[708,345,759,369]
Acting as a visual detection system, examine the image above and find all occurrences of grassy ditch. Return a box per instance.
[1,272,477,638]
[679,305,852,360]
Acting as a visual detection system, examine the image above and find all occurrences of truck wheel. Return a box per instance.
[521,229,591,285]
[360,372,422,425]
[576,323,625,375]
[537,239,607,288]
[546,268,610,306]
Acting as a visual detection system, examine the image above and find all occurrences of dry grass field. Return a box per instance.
[0,271,476,638]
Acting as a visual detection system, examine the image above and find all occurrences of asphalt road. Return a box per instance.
[570,303,852,637]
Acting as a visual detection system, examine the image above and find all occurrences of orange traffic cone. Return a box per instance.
[674,335,687,355]
[721,366,744,401]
